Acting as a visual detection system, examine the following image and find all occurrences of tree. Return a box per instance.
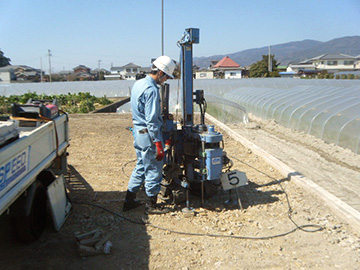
[249,55,279,78]
[99,71,105,80]
[0,49,11,67]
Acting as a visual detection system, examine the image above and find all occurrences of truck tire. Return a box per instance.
[12,181,47,242]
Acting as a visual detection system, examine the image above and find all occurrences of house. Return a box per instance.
[0,65,43,82]
[73,65,91,74]
[281,53,360,78]
[106,63,141,80]
[72,65,95,80]
[286,62,316,73]
[92,68,110,80]
[356,55,360,69]
[136,66,152,80]
[0,66,16,83]
[307,53,358,71]
[280,61,318,78]
[93,68,110,75]
[195,70,214,79]
[210,56,245,79]
[14,65,43,81]
[279,53,360,77]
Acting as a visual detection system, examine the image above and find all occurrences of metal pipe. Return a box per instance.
[201,139,206,206]
[161,0,164,55]
[186,188,190,209]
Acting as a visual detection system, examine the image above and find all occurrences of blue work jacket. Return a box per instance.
[130,75,163,143]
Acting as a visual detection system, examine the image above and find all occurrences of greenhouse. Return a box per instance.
[1,78,359,154]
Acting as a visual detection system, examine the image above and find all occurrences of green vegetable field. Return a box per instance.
[0,92,113,115]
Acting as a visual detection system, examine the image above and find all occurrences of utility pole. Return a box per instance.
[268,45,272,73]
[40,57,43,82]
[98,59,102,80]
[48,49,52,82]
[161,0,164,55]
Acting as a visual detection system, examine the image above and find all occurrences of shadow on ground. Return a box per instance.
[0,164,151,270]
[0,162,289,270]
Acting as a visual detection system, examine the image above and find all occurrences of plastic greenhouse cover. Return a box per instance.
[1,78,359,154]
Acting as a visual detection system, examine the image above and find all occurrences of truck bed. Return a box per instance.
[0,114,69,215]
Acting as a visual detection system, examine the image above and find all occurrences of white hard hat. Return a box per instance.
[153,55,175,78]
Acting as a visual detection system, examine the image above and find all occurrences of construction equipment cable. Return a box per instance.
[228,154,323,234]
[72,153,323,241]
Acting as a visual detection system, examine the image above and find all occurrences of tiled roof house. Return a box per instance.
[211,56,244,79]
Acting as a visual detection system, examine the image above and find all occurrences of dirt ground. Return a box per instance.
[1,113,360,270]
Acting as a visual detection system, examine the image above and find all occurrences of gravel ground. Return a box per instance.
[0,113,359,270]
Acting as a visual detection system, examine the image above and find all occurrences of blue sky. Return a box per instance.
[1,0,359,72]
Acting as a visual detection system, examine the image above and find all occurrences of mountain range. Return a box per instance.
[194,36,360,68]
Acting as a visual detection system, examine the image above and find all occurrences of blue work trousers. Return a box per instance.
[128,127,163,197]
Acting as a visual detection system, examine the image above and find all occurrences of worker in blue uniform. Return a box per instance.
[123,55,175,214]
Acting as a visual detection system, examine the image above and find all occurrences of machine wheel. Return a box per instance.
[12,182,47,242]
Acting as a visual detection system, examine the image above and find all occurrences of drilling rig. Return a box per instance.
[159,28,233,206]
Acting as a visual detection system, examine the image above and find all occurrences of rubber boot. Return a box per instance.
[145,195,171,215]
[123,190,142,212]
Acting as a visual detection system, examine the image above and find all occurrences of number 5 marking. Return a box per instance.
[227,171,239,185]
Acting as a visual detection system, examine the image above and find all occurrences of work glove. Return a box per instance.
[155,141,165,161]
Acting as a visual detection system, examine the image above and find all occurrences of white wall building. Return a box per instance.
[282,53,360,78]
[0,66,15,83]
[286,63,316,73]
[195,71,214,79]
[0,71,12,83]
[293,53,359,72]
[224,70,242,79]
[310,54,357,70]
[356,55,360,69]
[106,63,141,80]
